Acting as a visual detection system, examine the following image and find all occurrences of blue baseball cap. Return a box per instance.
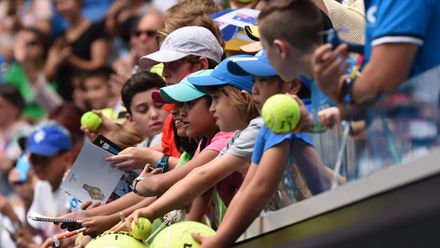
[26,123,72,156]
[187,55,254,93]
[153,71,208,103]
[227,49,277,77]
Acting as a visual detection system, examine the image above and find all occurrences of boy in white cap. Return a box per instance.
[140,25,223,85]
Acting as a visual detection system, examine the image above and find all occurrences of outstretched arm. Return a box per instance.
[134,149,225,197]
[79,196,156,234]
[111,153,249,232]
[195,141,290,248]
[135,153,248,219]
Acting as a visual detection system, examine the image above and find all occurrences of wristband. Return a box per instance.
[341,77,356,105]
[155,154,170,173]
[131,177,144,194]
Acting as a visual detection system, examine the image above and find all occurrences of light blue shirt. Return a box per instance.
[364,0,440,77]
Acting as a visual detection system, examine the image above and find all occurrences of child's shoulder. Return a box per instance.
[258,124,314,148]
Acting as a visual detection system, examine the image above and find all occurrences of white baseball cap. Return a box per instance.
[139,26,224,68]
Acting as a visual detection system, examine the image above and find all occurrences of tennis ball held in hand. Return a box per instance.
[131,217,152,241]
[81,112,102,132]
[262,94,301,133]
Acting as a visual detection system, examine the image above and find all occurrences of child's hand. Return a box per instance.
[58,211,87,231]
[81,109,119,141]
[284,94,314,133]
[318,107,341,129]
[312,43,350,105]
[78,215,118,235]
[139,163,162,178]
[106,147,150,170]
[192,233,229,248]
[46,38,71,68]
[111,208,154,233]
[80,200,102,210]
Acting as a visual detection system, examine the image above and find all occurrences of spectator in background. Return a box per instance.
[0,0,52,63]
[23,123,73,247]
[0,85,31,176]
[105,0,152,40]
[45,0,110,101]
[0,0,18,62]
[4,27,62,121]
[81,66,118,111]
[19,0,53,34]
[111,12,164,98]
[48,102,84,161]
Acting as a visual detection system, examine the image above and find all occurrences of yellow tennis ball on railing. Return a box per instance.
[131,217,152,241]
[86,231,148,248]
[80,111,102,132]
[261,94,301,133]
[150,221,215,248]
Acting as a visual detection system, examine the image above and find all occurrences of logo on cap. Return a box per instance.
[34,130,45,144]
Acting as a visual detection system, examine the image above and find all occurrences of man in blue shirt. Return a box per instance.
[313,0,440,108]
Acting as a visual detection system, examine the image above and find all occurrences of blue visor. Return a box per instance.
[187,55,254,93]
[227,49,277,77]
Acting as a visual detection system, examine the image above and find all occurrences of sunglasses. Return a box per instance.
[132,29,158,37]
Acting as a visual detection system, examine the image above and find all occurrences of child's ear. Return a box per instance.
[273,39,290,60]
[285,78,302,95]
[126,113,133,123]
[62,151,74,168]
[240,90,252,101]
[199,57,209,70]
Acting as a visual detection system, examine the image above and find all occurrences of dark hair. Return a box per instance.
[119,15,141,45]
[29,150,67,165]
[0,84,25,112]
[259,0,323,52]
[185,54,218,69]
[48,103,84,143]
[81,66,114,82]
[121,71,166,115]
[172,122,198,156]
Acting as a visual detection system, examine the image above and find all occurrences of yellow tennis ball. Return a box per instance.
[80,111,102,132]
[131,217,152,241]
[261,94,301,133]
[150,221,215,248]
[86,231,148,248]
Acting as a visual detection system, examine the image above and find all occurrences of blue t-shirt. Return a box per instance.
[364,0,440,77]
[251,125,326,208]
[251,125,313,165]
